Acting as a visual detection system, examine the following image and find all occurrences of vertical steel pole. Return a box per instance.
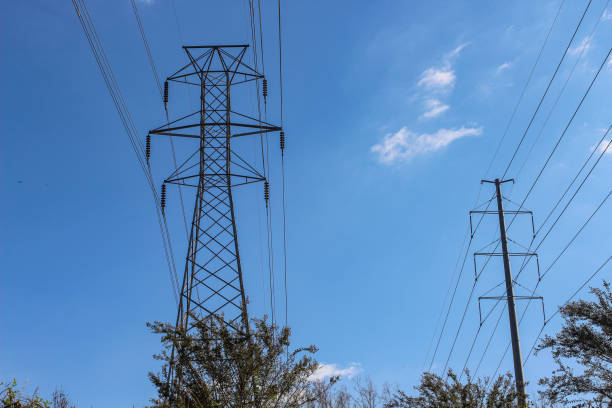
[494,179,526,405]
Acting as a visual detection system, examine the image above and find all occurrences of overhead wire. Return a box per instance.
[130,0,190,240]
[72,0,180,303]
[426,0,568,372]
[482,0,566,180]
[247,0,277,326]
[451,41,606,380]
[506,47,610,230]
[471,47,612,357]
[523,254,612,364]
[486,188,611,386]
[473,98,611,380]
[277,0,289,330]
[502,0,593,179]
[514,0,610,182]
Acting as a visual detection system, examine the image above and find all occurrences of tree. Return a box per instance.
[51,388,75,408]
[384,370,524,408]
[537,281,612,407]
[148,315,335,408]
[0,379,51,408]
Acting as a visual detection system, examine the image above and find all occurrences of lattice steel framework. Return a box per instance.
[150,45,280,333]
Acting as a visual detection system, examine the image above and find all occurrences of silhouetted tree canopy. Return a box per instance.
[148,316,334,408]
[384,370,524,408]
[537,281,612,407]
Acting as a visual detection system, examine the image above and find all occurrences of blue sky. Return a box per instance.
[1,0,611,406]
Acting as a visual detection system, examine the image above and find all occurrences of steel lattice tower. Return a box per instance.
[150,45,280,334]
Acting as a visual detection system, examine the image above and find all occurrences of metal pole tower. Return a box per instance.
[149,44,280,334]
[482,178,527,405]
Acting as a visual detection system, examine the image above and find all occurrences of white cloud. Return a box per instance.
[448,42,470,58]
[415,43,468,110]
[309,363,363,381]
[421,99,450,118]
[417,67,456,90]
[371,126,482,164]
[598,139,612,154]
[568,36,592,56]
[496,61,513,73]
[602,9,612,21]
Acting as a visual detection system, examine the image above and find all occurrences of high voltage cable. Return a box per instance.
[533,131,611,264]
[483,0,566,179]
[514,0,610,182]
[458,298,504,380]
[470,43,611,375]
[523,255,612,364]
[131,0,161,96]
[130,0,190,240]
[423,224,471,370]
[536,124,611,237]
[473,304,506,376]
[471,0,598,304]
[426,0,569,371]
[277,0,289,330]
[502,0,593,179]
[507,47,610,225]
[72,0,180,303]
[486,189,611,387]
[247,0,277,326]
[503,51,611,284]
[473,46,611,317]
[472,127,611,376]
[445,37,612,376]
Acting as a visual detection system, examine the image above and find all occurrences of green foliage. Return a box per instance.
[0,379,52,408]
[51,388,75,408]
[384,370,524,408]
[537,281,612,407]
[148,315,332,408]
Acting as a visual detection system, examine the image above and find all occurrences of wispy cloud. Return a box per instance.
[602,9,612,21]
[417,68,456,90]
[414,42,469,117]
[371,126,482,164]
[421,98,450,118]
[496,61,513,73]
[310,363,363,381]
[448,42,470,58]
[597,139,612,154]
[568,36,592,56]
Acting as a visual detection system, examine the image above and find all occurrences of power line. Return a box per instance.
[502,0,593,179]
[466,1,599,330]
[486,188,611,386]
[480,134,611,383]
[72,0,180,303]
[483,0,566,179]
[477,48,612,301]
[247,0,277,326]
[130,0,190,240]
[466,47,609,377]
[427,0,571,371]
[508,47,610,225]
[514,0,610,182]
[505,51,611,285]
[524,254,612,363]
[277,0,289,330]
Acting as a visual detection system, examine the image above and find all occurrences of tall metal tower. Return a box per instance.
[149,45,280,334]
[472,179,545,407]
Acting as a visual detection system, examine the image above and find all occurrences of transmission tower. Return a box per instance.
[149,45,280,334]
[471,179,545,406]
